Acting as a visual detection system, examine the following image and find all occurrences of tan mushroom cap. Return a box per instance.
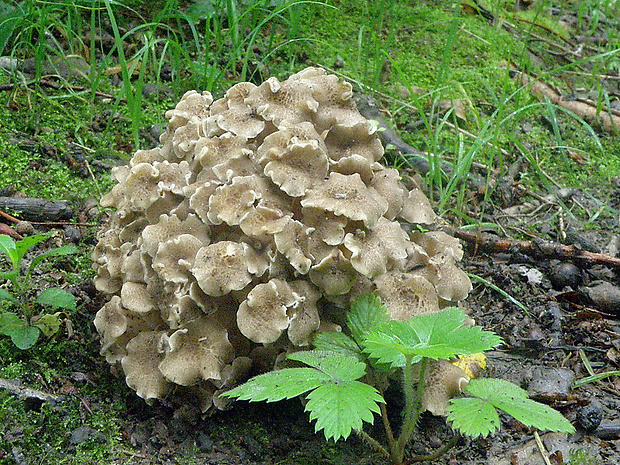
[273,219,332,274]
[121,331,171,402]
[301,207,348,246]
[192,241,267,296]
[254,122,327,165]
[122,163,161,211]
[399,188,437,225]
[330,155,379,184]
[301,172,388,229]
[344,217,410,279]
[207,176,267,226]
[287,281,321,346]
[237,279,302,344]
[370,168,407,220]
[239,201,291,241]
[165,90,213,130]
[158,315,235,386]
[264,140,329,197]
[120,282,156,313]
[195,132,254,172]
[152,160,191,195]
[141,213,210,258]
[214,82,266,139]
[309,249,358,295]
[245,76,319,127]
[413,230,464,261]
[374,272,440,320]
[171,117,203,160]
[324,121,384,163]
[152,234,203,283]
[430,252,472,302]
[421,360,469,416]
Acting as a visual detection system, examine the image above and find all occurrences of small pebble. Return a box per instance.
[69,426,106,445]
[549,262,581,290]
[14,221,34,236]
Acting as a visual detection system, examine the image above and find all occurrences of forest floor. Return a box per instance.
[0,1,619,464]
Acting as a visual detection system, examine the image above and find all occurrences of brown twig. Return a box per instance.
[448,227,620,268]
[0,209,20,223]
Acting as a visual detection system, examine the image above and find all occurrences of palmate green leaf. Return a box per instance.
[223,367,325,402]
[446,397,500,438]
[287,350,367,381]
[35,288,76,310]
[313,331,363,360]
[0,234,18,270]
[363,308,503,368]
[14,233,51,266]
[306,380,383,442]
[447,378,575,438]
[347,293,390,344]
[224,351,383,442]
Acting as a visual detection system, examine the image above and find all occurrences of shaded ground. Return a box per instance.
[1,1,620,464]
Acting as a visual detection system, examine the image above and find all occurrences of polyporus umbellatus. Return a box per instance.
[93,67,472,412]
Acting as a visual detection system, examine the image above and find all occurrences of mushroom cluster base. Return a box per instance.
[92,67,472,413]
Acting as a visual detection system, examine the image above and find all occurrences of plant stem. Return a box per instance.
[393,357,428,464]
[355,429,391,461]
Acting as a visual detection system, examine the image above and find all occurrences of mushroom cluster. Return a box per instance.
[92,67,472,412]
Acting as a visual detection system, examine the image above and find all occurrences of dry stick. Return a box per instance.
[533,431,553,465]
[447,227,620,269]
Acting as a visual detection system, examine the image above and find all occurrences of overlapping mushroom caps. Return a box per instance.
[92,67,472,413]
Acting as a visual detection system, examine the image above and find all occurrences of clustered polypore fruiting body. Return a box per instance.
[92,67,472,414]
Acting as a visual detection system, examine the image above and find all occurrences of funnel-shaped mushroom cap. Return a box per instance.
[421,360,470,416]
[309,249,358,295]
[158,315,235,386]
[374,272,440,320]
[287,281,321,346]
[192,241,267,296]
[399,188,438,225]
[121,331,171,401]
[165,90,213,130]
[214,82,266,139]
[237,279,303,344]
[301,172,388,229]
[245,76,319,127]
[152,234,203,283]
[344,217,410,279]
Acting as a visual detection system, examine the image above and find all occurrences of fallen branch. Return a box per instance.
[0,377,64,404]
[449,227,620,269]
[0,197,74,222]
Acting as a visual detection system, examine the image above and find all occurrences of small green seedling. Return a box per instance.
[224,294,575,465]
[0,232,77,349]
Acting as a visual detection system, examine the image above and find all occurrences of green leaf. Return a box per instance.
[287,350,367,381]
[0,288,17,303]
[313,332,363,359]
[222,368,326,402]
[363,308,503,368]
[32,313,62,337]
[10,325,40,350]
[347,293,390,344]
[14,233,51,265]
[0,312,24,335]
[446,397,500,438]
[447,378,575,438]
[306,380,383,441]
[0,234,18,269]
[35,288,76,310]
[29,244,78,274]
[223,351,383,442]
